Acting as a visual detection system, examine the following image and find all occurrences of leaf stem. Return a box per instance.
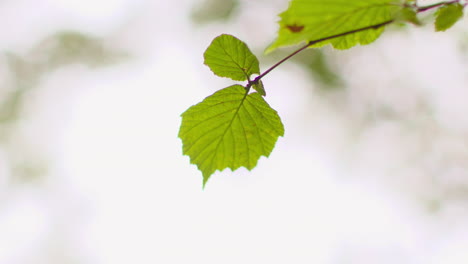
[417,0,460,12]
[249,43,310,88]
[251,19,393,85]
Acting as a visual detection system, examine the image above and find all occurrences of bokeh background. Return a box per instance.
[1,0,468,263]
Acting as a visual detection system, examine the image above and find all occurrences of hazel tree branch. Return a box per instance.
[249,0,463,87]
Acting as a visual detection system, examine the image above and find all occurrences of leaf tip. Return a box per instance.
[202,170,213,189]
[264,42,279,54]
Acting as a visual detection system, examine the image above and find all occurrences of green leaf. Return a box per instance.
[204,34,260,81]
[253,80,266,96]
[435,3,464,32]
[396,7,421,25]
[179,85,284,186]
[266,0,402,53]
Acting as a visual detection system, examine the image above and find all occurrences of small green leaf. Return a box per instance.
[179,85,284,186]
[266,0,402,53]
[396,7,421,25]
[204,34,260,81]
[435,3,464,32]
[253,80,266,96]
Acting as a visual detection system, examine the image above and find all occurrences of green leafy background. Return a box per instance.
[6,0,468,263]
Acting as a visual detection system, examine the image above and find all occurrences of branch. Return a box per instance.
[417,0,460,12]
[249,43,310,88]
[252,20,393,85]
[250,0,462,86]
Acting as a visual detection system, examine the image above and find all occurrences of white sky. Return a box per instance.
[0,0,468,263]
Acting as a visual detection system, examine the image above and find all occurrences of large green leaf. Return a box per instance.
[435,3,464,32]
[179,85,284,186]
[204,34,260,81]
[266,0,403,53]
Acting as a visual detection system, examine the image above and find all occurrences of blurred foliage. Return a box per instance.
[11,160,48,184]
[2,31,125,124]
[191,0,239,24]
[37,31,125,68]
[459,32,468,54]
[0,54,39,124]
[292,49,344,90]
[0,31,126,184]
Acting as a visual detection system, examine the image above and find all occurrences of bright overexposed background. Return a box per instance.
[1,0,468,263]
